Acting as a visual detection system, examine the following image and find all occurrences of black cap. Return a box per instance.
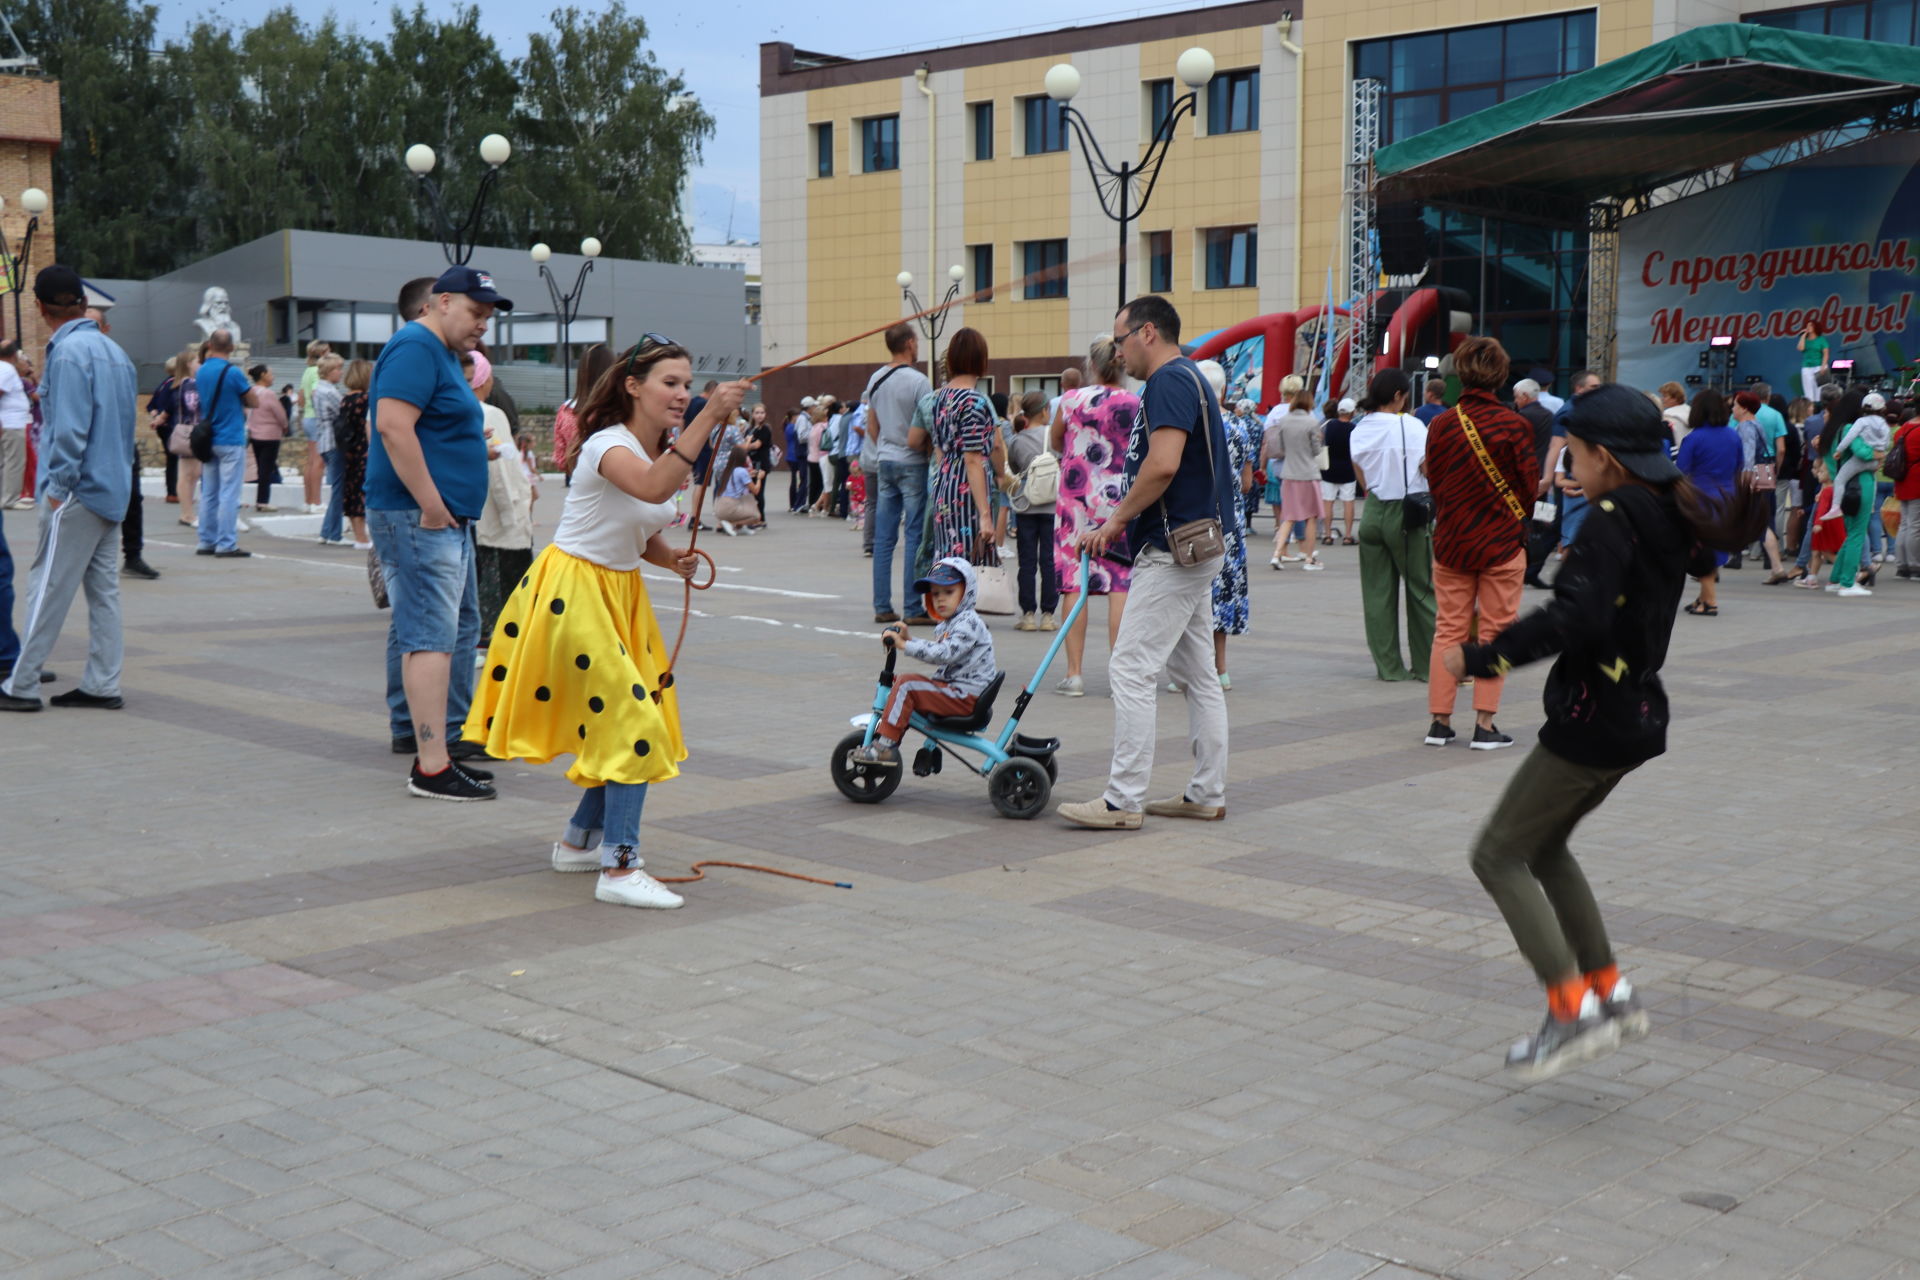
[1563,383,1682,484]
[33,265,86,307]
[430,265,513,311]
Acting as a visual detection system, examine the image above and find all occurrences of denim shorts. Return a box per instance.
[368,507,475,654]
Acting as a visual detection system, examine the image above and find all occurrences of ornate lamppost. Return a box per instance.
[0,187,51,341]
[1042,49,1214,312]
[531,237,603,398]
[404,134,511,266]
[897,264,965,382]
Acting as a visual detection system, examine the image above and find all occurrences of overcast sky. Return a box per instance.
[142,1,1240,246]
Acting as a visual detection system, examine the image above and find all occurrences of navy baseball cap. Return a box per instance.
[34,265,86,307]
[913,563,967,593]
[431,265,513,311]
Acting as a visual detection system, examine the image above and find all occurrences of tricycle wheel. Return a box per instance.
[832,730,901,804]
[988,757,1051,820]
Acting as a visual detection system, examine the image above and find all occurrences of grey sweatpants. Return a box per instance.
[1899,498,1920,573]
[2,500,123,699]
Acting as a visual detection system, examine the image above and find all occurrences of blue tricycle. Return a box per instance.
[831,555,1091,819]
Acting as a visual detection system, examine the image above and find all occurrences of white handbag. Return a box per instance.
[971,544,1017,615]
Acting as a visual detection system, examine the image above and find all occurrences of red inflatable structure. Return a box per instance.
[1189,288,1466,407]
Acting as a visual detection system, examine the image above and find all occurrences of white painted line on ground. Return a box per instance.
[147,537,364,572]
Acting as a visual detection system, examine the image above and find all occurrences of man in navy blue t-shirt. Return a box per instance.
[1059,295,1238,831]
[366,264,511,801]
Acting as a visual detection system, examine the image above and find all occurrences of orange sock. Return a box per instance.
[1547,977,1589,1023]
[1585,964,1620,998]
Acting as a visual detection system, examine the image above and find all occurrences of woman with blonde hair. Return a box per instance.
[1261,381,1326,569]
[297,339,332,512]
[311,351,349,545]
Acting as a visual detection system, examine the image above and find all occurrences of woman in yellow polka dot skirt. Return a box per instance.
[466,335,749,908]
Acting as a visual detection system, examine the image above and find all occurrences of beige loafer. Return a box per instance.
[1056,798,1143,830]
[1143,796,1226,821]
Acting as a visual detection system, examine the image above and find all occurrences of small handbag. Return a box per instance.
[1160,366,1228,567]
[1398,414,1433,532]
[970,542,1017,615]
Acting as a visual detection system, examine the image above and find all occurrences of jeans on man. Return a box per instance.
[198,443,247,551]
[1015,511,1058,616]
[2,500,122,699]
[319,450,346,542]
[870,460,929,618]
[1103,546,1228,813]
[370,508,480,740]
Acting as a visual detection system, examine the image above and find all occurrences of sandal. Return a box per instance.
[1319,534,1335,546]
[1764,571,1798,586]
[1683,600,1719,616]
[1342,536,1358,546]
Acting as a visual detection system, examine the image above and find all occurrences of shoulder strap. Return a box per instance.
[1161,363,1225,538]
[1455,403,1528,521]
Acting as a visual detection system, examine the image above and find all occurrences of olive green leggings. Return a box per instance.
[1470,744,1637,985]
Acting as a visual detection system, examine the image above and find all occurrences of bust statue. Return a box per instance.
[194,286,242,345]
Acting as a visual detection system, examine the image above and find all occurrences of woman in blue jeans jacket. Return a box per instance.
[1675,388,1742,615]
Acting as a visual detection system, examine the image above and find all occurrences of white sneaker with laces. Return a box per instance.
[1055,674,1084,697]
[595,870,683,909]
[554,841,625,872]
[719,520,736,536]
[1016,612,1038,631]
[1837,585,1873,597]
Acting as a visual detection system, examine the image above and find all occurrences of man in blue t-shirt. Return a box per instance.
[1059,294,1238,832]
[366,264,511,801]
[195,328,260,556]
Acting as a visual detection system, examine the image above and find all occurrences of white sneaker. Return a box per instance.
[1269,557,1284,571]
[1039,612,1057,632]
[719,520,736,536]
[1302,559,1325,572]
[553,841,616,872]
[1837,585,1873,597]
[352,540,373,550]
[1016,612,1038,631]
[1280,553,1305,563]
[595,870,683,909]
[1055,675,1084,697]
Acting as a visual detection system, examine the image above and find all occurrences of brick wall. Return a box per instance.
[0,75,60,362]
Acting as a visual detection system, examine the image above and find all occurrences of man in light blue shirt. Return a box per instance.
[195,328,258,556]
[0,266,140,711]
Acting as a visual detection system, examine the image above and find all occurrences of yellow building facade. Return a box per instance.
[758,0,1820,411]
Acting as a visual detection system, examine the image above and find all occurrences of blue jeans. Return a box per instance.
[0,505,18,668]
[369,508,480,740]
[319,449,346,542]
[564,782,651,868]
[871,459,928,617]
[1868,479,1893,556]
[199,443,247,551]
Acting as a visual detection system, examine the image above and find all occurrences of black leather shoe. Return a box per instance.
[0,692,45,712]
[214,548,253,558]
[123,557,161,580]
[391,735,417,755]
[448,738,495,762]
[50,688,123,710]
[195,547,216,556]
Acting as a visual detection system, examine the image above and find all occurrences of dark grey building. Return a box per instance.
[95,230,760,409]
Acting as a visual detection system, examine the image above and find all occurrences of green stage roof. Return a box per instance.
[1374,24,1920,225]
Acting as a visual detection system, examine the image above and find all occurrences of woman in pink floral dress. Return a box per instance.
[1048,334,1139,696]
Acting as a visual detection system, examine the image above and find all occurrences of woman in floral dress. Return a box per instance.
[1200,361,1250,691]
[928,327,996,562]
[1048,334,1140,696]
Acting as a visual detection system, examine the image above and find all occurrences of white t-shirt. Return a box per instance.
[1347,411,1429,500]
[0,361,28,430]
[552,426,677,571]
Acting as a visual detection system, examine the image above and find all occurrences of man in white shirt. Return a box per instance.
[0,341,33,508]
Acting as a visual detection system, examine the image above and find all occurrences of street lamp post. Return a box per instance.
[404,134,511,266]
[897,264,966,383]
[531,237,603,399]
[0,187,51,341]
[1043,49,1214,313]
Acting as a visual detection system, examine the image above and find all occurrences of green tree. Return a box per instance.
[506,4,713,263]
[9,0,190,278]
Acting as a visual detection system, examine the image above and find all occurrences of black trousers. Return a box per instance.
[121,455,144,559]
[787,461,806,511]
[1015,511,1058,615]
[1526,505,1557,582]
[806,461,824,509]
[251,439,281,506]
[158,426,178,498]
[830,457,851,517]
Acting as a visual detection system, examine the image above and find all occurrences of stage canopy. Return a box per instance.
[1375,23,1920,226]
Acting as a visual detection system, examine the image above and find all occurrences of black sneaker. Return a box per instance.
[1470,724,1515,751]
[0,691,43,712]
[49,688,123,710]
[214,548,253,559]
[195,547,215,556]
[447,738,495,762]
[452,761,494,782]
[1423,720,1456,747]
[391,734,416,755]
[1505,991,1620,1082]
[407,759,496,801]
[123,557,161,580]
[1597,978,1651,1041]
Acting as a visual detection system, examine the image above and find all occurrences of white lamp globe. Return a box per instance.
[478,133,511,167]
[948,264,966,283]
[530,243,552,264]
[896,271,914,289]
[19,188,48,215]
[1044,63,1082,102]
[1176,47,1216,89]
[581,237,603,259]
[404,144,436,175]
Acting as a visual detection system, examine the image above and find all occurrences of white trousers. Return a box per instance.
[1102,546,1229,812]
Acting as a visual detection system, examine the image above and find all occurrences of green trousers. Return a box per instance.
[1470,744,1636,985]
[1357,496,1436,681]
[1828,470,1874,589]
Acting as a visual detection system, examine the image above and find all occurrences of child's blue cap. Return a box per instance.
[913,564,966,593]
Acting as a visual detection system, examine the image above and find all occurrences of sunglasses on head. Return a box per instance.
[622,332,678,381]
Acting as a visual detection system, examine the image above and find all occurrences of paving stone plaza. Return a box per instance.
[4,495,1919,1279]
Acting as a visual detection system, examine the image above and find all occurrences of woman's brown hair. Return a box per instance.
[566,337,692,470]
[344,359,372,393]
[1451,336,1509,391]
[945,327,988,378]
[573,343,613,407]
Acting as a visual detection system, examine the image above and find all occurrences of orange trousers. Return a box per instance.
[1429,549,1525,716]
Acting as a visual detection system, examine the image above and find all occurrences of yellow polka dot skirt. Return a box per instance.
[464,545,687,788]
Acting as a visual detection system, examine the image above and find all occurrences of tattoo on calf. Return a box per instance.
[418,725,435,743]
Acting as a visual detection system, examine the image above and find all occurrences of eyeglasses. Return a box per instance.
[622,332,678,382]
[1115,324,1147,346]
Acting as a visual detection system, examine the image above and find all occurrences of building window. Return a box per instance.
[813,122,833,178]
[1147,231,1172,293]
[861,115,899,172]
[1145,78,1174,137]
[970,244,994,304]
[1203,227,1257,290]
[1014,375,1062,399]
[1021,95,1068,155]
[1355,11,1597,145]
[1746,1,1919,42]
[970,101,994,160]
[1206,69,1260,134]
[1022,239,1068,299]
